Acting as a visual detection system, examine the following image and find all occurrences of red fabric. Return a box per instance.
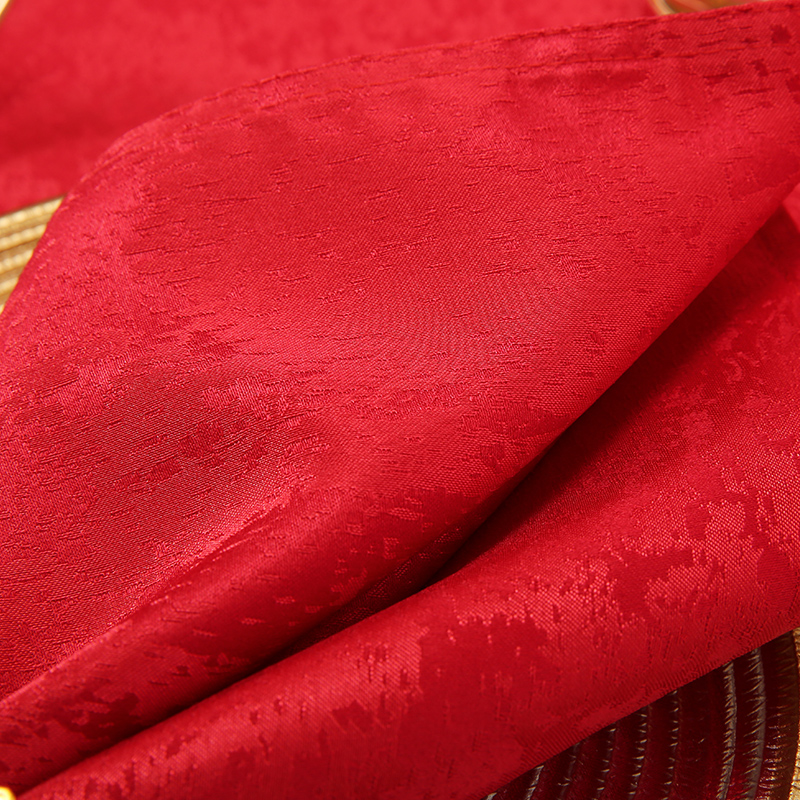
[2,0,800,798]
[0,0,653,217]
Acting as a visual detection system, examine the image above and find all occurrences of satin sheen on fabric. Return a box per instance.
[20,207,800,800]
[0,0,656,218]
[1,0,800,798]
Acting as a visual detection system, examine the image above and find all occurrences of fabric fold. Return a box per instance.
[0,0,655,217]
[2,0,800,795]
[20,203,800,800]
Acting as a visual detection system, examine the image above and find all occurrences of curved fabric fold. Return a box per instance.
[0,0,655,217]
[20,205,800,799]
[2,0,800,795]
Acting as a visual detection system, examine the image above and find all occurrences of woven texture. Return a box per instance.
[0,199,59,312]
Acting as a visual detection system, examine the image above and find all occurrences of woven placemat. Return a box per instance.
[0,198,61,312]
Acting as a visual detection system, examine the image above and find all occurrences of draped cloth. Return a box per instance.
[1,0,800,797]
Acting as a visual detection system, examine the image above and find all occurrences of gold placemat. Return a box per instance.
[0,197,61,313]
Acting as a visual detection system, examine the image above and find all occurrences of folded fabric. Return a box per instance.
[0,0,655,217]
[1,0,800,797]
[19,203,800,800]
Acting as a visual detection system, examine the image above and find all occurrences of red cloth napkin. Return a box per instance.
[1,0,800,797]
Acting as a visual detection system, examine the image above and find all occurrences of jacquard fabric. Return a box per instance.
[0,0,653,218]
[1,0,800,798]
